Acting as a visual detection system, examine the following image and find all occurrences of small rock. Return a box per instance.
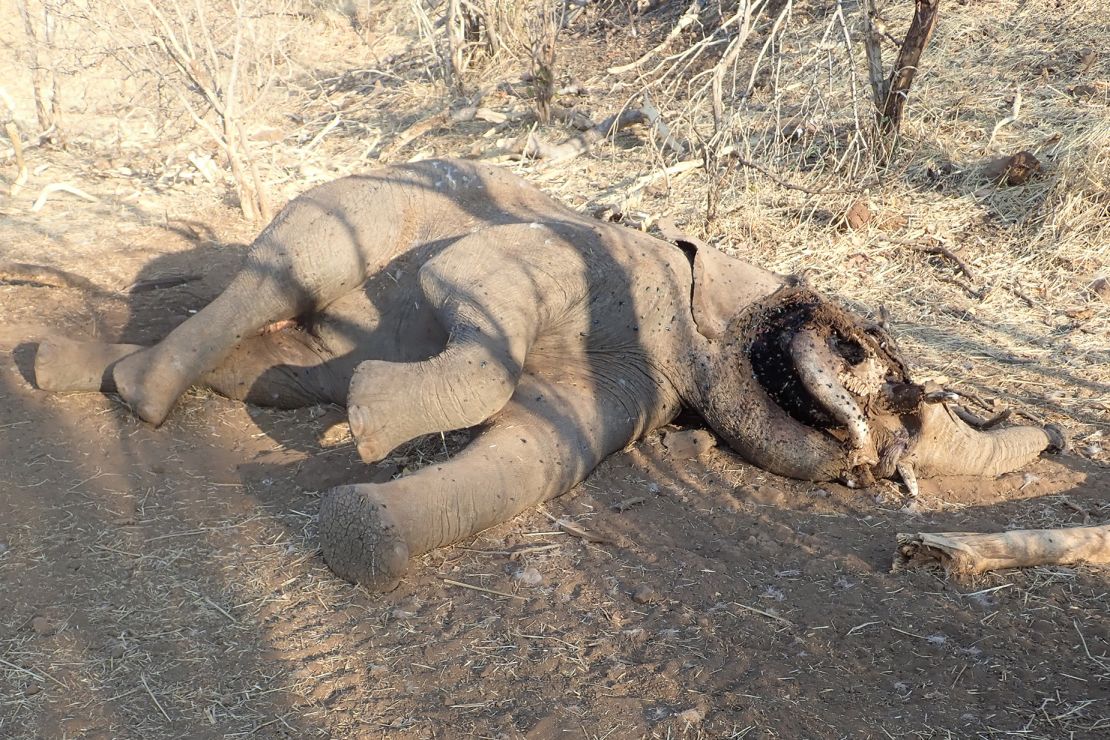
[390,608,417,620]
[631,583,656,604]
[24,684,41,697]
[0,541,8,555]
[983,151,1042,186]
[108,643,126,659]
[676,707,704,724]
[368,664,389,678]
[1071,83,1099,100]
[1088,276,1109,302]
[514,566,544,587]
[842,200,871,231]
[30,616,55,636]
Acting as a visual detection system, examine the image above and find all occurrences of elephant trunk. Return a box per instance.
[907,402,1061,478]
[699,370,850,481]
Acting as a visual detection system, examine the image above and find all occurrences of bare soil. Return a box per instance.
[2,1,1109,737]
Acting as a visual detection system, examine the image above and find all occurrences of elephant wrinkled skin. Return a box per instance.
[30,159,1061,590]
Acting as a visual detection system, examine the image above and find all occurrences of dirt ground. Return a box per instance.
[2,1,1109,738]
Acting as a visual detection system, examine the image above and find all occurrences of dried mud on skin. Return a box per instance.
[1,270,1108,739]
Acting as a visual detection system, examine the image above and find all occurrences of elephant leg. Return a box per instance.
[35,338,144,393]
[344,225,580,463]
[111,231,371,426]
[319,374,639,590]
[34,330,343,409]
[200,330,345,408]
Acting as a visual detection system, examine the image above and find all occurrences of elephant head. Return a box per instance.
[682,245,1061,488]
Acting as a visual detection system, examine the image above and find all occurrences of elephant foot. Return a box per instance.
[348,404,397,463]
[35,339,144,393]
[319,484,411,591]
[111,347,188,426]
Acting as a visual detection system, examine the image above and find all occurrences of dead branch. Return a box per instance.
[608,0,700,75]
[894,525,1110,576]
[879,0,940,135]
[640,93,688,157]
[528,0,560,124]
[522,108,648,164]
[1,86,28,196]
[729,152,885,197]
[16,0,61,137]
[859,0,889,107]
[883,236,976,281]
[381,89,490,159]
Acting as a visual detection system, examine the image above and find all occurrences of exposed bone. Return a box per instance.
[838,354,885,397]
[789,330,873,461]
[923,389,959,404]
[31,182,99,211]
[896,461,919,498]
[894,525,1110,576]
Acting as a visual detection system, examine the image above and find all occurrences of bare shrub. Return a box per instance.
[527,0,561,123]
[15,0,62,138]
[70,0,293,222]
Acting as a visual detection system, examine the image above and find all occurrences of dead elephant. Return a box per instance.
[31,159,1062,590]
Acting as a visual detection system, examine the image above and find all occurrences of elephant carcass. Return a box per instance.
[21,158,1062,590]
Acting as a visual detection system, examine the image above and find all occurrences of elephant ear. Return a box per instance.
[688,240,787,340]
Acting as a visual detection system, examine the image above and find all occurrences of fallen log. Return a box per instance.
[894,524,1110,576]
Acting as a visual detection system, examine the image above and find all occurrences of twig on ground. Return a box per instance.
[883,236,976,281]
[381,88,491,159]
[0,656,68,690]
[729,152,884,196]
[537,506,618,545]
[986,90,1023,151]
[441,578,528,601]
[140,672,172,722]
[733,601,794,626]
